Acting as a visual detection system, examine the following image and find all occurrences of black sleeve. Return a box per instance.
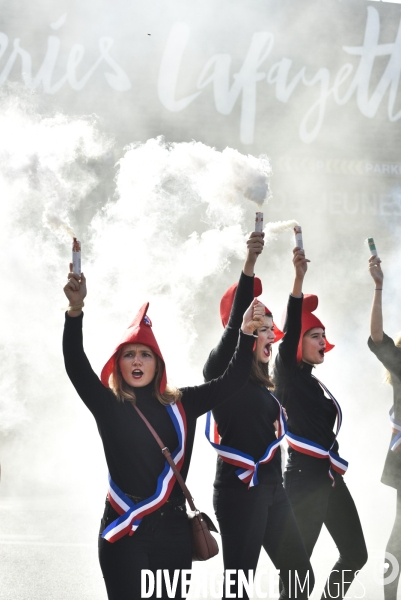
[203,272,254,381]
[63,312,111,415]
[275,294,303,375]
[368,333,401,380]
[182,331,254,418]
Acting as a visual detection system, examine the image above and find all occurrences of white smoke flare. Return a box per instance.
[42,209,76,239]
[264,219,299,244]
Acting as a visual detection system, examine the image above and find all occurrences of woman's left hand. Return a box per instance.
[241,299,266,335]
[64,263,87,315]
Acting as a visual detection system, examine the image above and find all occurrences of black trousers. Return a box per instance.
[98,499,192,600]
[284,468,368,600]
[213,483,314,600]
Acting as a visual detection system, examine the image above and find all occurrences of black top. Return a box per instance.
[368,333,401,489]
[203,272,282,488]
[274,295,338,471]
[63,312,254,500]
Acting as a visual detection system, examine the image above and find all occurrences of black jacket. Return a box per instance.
[203,272,282,488]
[63,312,254,499]
[274,295,338,471]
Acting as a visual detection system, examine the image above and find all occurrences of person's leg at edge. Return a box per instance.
[322,475,368,600]
[383,490,401,600]
[213,485,274,600]
[263,484,314,600]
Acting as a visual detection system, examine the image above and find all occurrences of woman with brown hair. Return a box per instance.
[203,233,314,600]
[63,263,260,600]
[274,247,367,600]
[368,254,401,600]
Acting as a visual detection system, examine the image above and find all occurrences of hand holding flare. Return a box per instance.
[368,255,383,288]
[64,263,87,316]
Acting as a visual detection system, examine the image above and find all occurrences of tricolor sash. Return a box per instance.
[102,402,187,543]
[205,392,287,488]
[389,406,401,452]
[285,376,348,486]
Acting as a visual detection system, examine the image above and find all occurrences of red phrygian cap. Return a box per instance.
[220,277,284,342]
[100,302,167,394]
[295,294,335,362]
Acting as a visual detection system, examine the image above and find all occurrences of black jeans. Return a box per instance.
[213,483,314,599]
[284,468,368,600]
[98,499,192,600]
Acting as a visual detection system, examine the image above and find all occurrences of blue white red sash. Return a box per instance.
[205,392,287,488]
[102,402,187,543]
[285,376,348,486]
[389,406,401,452]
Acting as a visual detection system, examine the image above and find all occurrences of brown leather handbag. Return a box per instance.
[134,405,219,561]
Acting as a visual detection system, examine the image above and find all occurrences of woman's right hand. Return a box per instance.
[241,299,266,335]
[293,247,309,280]
[64,263,87,313]
[292,247,310,297]
[368,255,383,287]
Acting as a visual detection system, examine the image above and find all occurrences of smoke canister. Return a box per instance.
[72,238,81,276]
[294,225,303,250]
[255,212,263,233]
[367,237,378,257]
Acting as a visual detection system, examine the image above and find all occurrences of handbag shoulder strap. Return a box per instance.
[134,404,197,512]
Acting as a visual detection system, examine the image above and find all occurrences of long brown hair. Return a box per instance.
[384,332,401,386]
[109,346,182,405]
[250,351,274,389]
[250,311,274,389]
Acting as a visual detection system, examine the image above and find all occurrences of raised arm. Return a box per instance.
[367,256,401,378]
[368,255,384,344]
[291,247,308,298]
[242,231,265,276]
[63,266,109,414]
[186,300,266,417]
[228,231,264,329]
[203,232,264,380]
[276,247,309,370]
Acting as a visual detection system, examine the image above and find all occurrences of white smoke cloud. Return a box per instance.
[0,87,112,450]
[1,103,284,494]
[86,137,278,386]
